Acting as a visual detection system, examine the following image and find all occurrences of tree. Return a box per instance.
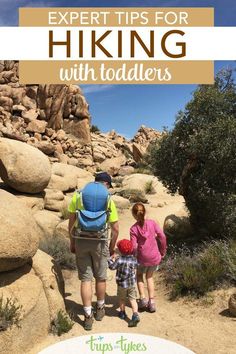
[149,69,236,239]
[90,125,100,133]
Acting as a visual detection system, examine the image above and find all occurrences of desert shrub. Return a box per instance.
[96,166,103,172]
[163,240,236,299]
[90,125,100,133]
[60,206,70,220]
[112,176,124,187]
[51,310,74,336]
[144,180,156,194]
[122,149,131,159]
[132,167,152,174]
[39,236,76,270]
[149,69,236,239]
[0,296,22,331]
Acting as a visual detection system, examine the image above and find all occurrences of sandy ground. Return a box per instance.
[30,189,236,354]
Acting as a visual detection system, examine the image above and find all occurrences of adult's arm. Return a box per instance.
[68,213,76,253]
[109,221,119,256]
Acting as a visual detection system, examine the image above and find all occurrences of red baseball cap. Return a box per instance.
[117,239,133,255]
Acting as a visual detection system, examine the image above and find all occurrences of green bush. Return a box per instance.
[112,176,124,188]
[132,167,152,174]
[0,296,22,331]
[90,125,100,133]
[60,206,70,220]
[163,240,236,299]
[149,69,236,239]
[51,310,74,336]
[144,180,156,194]
[39,236,76,270]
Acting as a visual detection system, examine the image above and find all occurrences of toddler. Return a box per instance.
[108,239,140,327]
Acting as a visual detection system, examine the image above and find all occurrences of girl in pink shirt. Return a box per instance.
[130,202,167,312]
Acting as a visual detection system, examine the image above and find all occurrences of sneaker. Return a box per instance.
[138,298,148,311]
[148,300,156,313]
[94,304,105,321]
[84,313,94,330]
[128,313,140,327]
[118,311,127,320]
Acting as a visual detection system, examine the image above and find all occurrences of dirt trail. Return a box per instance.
[30,191,236,354]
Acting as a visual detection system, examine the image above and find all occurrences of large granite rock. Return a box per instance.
[34,210,61,239]
[0,251,65,354]
[44,188,65,212]
[47,163,93,192]
[100,155,126,176]
[111,195,131,209]
[122,173,159,193]
[0,190,40,272]
[228,293,236,317]
[0,138,51,193]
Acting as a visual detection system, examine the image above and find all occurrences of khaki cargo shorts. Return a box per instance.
[75,239,109,281]
[117,286,137,301]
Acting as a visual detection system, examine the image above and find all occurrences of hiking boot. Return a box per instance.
[84,313,94,330]
[94,304,105,321]
[128,313,140,327]
[148,300,156,313]
[138,298,148,311]
[118,311,127,320]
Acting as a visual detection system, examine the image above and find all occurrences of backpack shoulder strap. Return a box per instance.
[106,194,111,210]
[106,194,111,222]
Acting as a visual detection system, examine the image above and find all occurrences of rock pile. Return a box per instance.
[0,189,65,354]
[0,61,91,162]
[0,61,162,174]
[131,125,162,162]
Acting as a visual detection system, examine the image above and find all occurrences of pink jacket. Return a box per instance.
[130,219,167,266]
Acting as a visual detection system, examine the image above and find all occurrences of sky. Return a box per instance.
[0,0,235,138]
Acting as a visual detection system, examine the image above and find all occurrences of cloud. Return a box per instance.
[80,85,115,94]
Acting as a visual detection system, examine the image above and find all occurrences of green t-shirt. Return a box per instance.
[68,191,118,223]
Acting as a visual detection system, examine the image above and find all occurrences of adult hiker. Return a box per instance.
[68,172,119,330]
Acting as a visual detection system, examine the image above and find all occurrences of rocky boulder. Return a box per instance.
[47,163,93,192]
[44,189,65,212]
[0,138,51,193]
[100,155,127,176]
[54,219,69,239]
[0,251,65,354]
[16,194,45,213]
[228,293,236,317]
[132,125,162,148]
[0,190,40,272]
[118,189,148,203]
[130,125,162,162]
[122,173,159,194]
[111,195,131,209]
[163,209,192,239]
[34,210,61,239]
[118,165,135,176]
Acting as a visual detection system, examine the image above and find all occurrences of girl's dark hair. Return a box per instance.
[132,202,146,227]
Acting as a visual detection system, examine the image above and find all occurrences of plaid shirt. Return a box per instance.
[108,255,138,289]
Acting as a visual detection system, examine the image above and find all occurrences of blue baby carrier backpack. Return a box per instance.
[74,182,111,240]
